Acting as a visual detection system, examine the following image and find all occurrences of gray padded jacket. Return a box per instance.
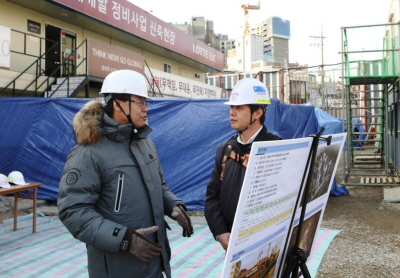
[58,100,184,278]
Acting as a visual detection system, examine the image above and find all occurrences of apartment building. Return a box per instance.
[250,16,290,63]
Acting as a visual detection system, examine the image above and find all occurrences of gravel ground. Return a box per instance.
[317,186,400,278]
[189,186,400,278]
[315,146,400,278]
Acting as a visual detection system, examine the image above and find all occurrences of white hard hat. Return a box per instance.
[8,171,29,186]
[99,69,152,100]
[224,78,271,106]
[0,174,11,188]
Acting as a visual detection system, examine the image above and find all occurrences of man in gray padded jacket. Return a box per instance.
[58,69,193,278]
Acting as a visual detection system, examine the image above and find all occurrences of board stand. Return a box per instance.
[281,127,332,278]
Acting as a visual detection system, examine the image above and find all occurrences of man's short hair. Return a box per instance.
[249,104,266,124]
[103,93,131,117]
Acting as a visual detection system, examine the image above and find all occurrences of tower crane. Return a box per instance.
[241,1,260,36]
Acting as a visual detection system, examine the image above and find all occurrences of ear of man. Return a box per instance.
[113,99,123,112]
[252,106,263,121]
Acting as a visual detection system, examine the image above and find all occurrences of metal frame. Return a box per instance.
[341,22,400,186]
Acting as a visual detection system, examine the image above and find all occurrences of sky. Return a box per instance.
[128,0,393,68]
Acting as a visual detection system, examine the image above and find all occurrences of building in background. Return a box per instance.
[172,17,231,68]
[172,21,192,36]
[205,19,214,46]
[250,17,290,63]
[0,0,224,99]
[221,16,290,72]
[226,35,264,72]
[191,16,206,42]
[219,37,235,69]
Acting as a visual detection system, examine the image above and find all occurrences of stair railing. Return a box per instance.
[144,60,163,98]
[0,30,59,96]
[47,39,88,97]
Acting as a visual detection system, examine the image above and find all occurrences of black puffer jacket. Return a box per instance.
[204,125,281,239]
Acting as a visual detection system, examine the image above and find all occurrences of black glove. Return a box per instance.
[129,226,162,262]
[171,205,194,237]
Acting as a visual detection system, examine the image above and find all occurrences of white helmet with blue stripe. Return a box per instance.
[224,78,270,105]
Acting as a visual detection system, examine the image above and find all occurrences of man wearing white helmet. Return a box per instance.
[205,78,281,251]
[58,69,193,278]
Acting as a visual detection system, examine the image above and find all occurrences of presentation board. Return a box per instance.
[279,133,346,277]
[221,133,346,278]
[221,137,313,277]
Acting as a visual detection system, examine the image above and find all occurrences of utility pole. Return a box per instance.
[310,28,326,110]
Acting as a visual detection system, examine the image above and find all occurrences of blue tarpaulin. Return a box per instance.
[314,108,367,145]
[313,108,350,196]
[314,108,343,135]
[330,178,349,196]
[0,97,319,210]
[351,118,366,148]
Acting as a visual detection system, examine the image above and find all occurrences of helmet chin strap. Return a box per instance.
[238,118,256,134]
[115,100,137,141]
[238,105,265,134]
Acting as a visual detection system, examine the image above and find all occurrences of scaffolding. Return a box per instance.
[341,22,400,186]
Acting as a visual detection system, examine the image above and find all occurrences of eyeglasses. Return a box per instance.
[128,100,149,109]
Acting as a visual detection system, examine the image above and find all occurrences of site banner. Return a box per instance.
[0,25,10,69]
[146,68,222,99]
[50,0,224,71]
[87,39,145,78]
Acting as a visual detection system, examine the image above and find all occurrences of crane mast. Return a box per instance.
[241,1,260,36]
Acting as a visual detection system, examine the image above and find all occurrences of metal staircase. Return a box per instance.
[45,76,88,98]
[341,23,400,187]
[344,80,398,186]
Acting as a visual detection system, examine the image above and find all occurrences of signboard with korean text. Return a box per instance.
[50,0,224,71]
[221,138,313,278]
[0,25,10,69]
[27,20,41,35]
[87,39,145,78]
[221,133,347,278]
[146,68,222,99]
